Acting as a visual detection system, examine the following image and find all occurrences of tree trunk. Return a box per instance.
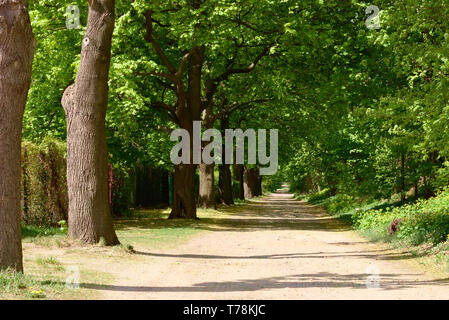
[198,163,215,208]
[0,0,35,272]
[244,168,259,199]
[219,164,234,205]
[61,0,119,245]
[169,164,197,219]
[198,106,216,209]
[169,46,204,219]
[255,175,263,196]
[169,111,197,218]
[218,116,234,205]
[233,164,245,200]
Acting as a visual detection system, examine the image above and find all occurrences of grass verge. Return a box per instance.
[299,188,449,274]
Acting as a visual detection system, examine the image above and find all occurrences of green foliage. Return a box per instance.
[0,268,66,299]
[353,189,449,245]
[21,224,66,239]
[323,194,356,215]
[17,1,449,255]
[262,172,284,193]
[306,189,331,204]
[21,139,68,227]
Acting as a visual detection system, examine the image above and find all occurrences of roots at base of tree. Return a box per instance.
[168,194,197,219]
[168,209,200,220]
[68,231,120,246]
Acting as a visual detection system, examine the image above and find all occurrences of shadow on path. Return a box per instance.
[81,272,449,293]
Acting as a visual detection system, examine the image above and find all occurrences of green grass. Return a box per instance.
[114,207,235,249]
[35,256,64,270]
[301,188,449,273]
[4,204,247,299]
[21,224,66,239]
[0,268,68,300]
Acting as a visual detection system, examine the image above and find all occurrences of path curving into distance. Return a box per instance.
[97,189,449,299]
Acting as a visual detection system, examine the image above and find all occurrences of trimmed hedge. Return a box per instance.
[20,139,171,225]
[21,139,68,227]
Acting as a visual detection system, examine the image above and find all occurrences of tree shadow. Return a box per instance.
[79,272,449,293]
[114,193,351,233]
[131,247,418,261]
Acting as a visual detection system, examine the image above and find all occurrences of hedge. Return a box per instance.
[21,139,68,227]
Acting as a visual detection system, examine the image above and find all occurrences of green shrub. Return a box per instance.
[323,194,355,214]
[21,138,67,227]
[353,189,449,245]
[21,224,66,239]
[306,188,331,204]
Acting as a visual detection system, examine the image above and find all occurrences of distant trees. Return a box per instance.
[136,1,285,218]
[0,0,35,271]
[284,1,449,202]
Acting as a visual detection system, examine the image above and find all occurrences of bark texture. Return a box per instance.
[168,46,205,219]
[218,116,233,205]
[62,0,119,245]
[198,163,216,209]
[198,106,216,209]
[0,0,35,272]
[233,164,245,200]
[244,167,261,199]
[219,164,234,205]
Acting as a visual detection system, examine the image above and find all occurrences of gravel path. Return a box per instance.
[99,191,449,299]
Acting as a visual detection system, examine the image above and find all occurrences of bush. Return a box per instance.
[306,188,331,204]
[323,194,355,214]
[21,139,68,227]
[353,189,449,245]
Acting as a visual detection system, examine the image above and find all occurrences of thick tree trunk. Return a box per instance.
[61,0,119,245]
[198,163,215,209]
[233,164,245,200]
[0,0,35,272]
[219,164,234,205]
[218,116,233,205]
[244,167,260,199]
[169,111,198,218]
[255,175,263,196]
[169,164,197,219]
[169,46,204,219]
[198,106,216,209]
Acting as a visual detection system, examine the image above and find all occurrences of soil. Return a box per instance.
[94,190,449,299]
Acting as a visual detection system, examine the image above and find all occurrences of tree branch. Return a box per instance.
[214,98,270,121]
[147,101,180,125]
[144,10,177,75]
[203,42,275,111]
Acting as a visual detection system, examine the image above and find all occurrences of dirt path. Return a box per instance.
[97,191,449,299]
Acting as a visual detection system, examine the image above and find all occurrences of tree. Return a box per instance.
[218,115,234,205]
[136,1,286,218]
[0,0,35,272]
[61,0,119,245]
